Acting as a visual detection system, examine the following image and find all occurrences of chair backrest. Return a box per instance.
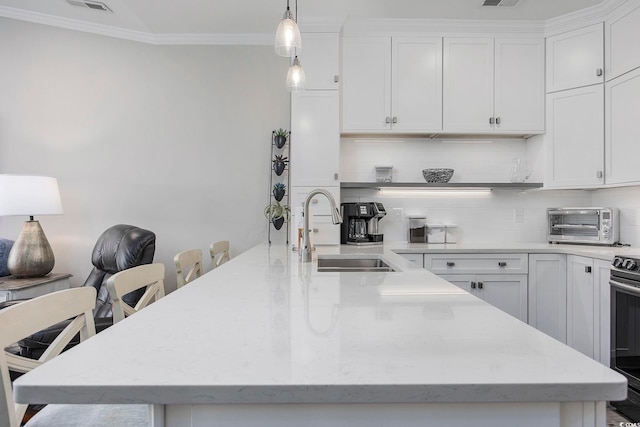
[210,241,230,270]
[84,224,156,319]
[174,249,203,289]
[0,287,97,427]
[106,263,165,324]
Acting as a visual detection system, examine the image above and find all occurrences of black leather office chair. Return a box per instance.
[13,224,156,359]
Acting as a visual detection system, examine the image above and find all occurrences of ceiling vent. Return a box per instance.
[482,0,521,6]
[66,0,113,12]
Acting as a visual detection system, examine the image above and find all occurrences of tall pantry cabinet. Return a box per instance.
[289,32,341,246]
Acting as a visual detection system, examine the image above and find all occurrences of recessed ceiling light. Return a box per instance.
[482,0,521,7]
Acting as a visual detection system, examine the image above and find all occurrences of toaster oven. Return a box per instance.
[547,207,619,245]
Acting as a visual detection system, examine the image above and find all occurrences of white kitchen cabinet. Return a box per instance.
[397,253,424,268]
[426,253,528,322]
[297,33,340,90]
[546,24,604,93]
[606,1,640,81]
[605,67,640,185]
[567,255,600,360]
[290,91,340,187]
[289,186,340,246]
[443,37,544,133]
[595,259,611,366]
[441,274,528,322]
[341,36,443,133]
[544,84,604,188]
[528,254,567,343]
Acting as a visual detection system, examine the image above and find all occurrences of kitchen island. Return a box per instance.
[14,244,626,427]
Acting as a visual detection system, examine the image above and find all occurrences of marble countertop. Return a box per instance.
[386,241,640,261]
[14,244,626,405]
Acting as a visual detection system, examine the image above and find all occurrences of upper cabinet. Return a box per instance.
[341,36,442,133]
[443,37,544,133]
[298,33,340,90]
[606,1,640,81]
[546,24,604,93]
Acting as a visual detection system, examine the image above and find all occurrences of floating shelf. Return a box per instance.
[340,182,543,189]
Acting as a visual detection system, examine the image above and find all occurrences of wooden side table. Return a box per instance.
[0,273,72,302]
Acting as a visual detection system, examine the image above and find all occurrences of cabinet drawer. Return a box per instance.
[307,216,340,246]
[424,253,528,274]
[397,253,424,268]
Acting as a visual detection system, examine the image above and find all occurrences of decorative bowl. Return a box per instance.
[422,168,454,183]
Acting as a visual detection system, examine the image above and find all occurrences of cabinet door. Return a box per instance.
[443,38,494,132]
[606,2,640,81]
[595,259,610,366]
[397,253,424,268]
[494,38,545,132]
[546,24,604,93]
[439,274,476,295]
[567,255,598,359]
[528,254,567,343]
[545,85,604,188]
[290,91,340,187]
[478,275,528,322]
[391,37,442,132]
[341,37,391,132]
[605,67,640,185]
[298,33,339,90]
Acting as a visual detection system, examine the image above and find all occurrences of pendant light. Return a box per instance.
[286,55,306,91]
[274,0,302,57]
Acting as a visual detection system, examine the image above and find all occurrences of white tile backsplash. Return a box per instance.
[592,186,640,246]
[341,137,606,244]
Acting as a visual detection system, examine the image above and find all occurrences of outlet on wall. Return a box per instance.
[513,208,524,224]
[391,208,403,223]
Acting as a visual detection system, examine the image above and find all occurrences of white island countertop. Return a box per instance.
[14,244,627,425]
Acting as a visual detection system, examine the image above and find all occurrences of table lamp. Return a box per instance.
[0,175,63,278]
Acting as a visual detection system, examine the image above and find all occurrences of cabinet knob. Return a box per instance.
[596,68,603,77]
[392,116,398,124]
[446,261,455,267]
[334,173,339,180]
[385,117,391,124]
[334,75,339,83]
[498,262,507,267]
[312,228,319,233]
[471,281,476,289]
[585,266,592,273]
[495,117,501,125]
[478,282,484,289]
[489,117,495,125]
[596,171,603,179]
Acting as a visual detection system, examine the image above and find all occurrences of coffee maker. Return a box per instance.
[341,202,386,245]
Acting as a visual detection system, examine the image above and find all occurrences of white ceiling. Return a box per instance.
[0,0,605,36]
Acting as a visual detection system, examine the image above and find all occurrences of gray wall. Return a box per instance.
[0,18,291,291]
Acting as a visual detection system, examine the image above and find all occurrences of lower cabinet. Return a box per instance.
[528,254,567,343]
[441,274,528,322]
[397,253,424,268]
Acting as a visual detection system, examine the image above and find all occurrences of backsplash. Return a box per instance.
[340,137,640,245]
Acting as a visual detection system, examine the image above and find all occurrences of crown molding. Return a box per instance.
[0,5,273,45]
[342,18,545,37]
[544,0,629,35]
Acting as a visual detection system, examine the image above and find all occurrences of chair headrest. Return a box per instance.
[91,224,156,274]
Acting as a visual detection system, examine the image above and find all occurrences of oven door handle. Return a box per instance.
[610,279,640,297]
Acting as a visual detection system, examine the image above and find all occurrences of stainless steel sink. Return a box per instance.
[317,255,396,272]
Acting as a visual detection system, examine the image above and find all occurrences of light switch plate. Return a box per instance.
[391,208,403,223]
[513,208,524,223]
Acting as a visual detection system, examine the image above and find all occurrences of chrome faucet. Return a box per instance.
[301,188,342,262]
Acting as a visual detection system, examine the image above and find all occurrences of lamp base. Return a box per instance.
[8,220,55,278]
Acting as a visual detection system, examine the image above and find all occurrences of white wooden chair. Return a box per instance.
[0,287,149,427]
[107,263,165,324]
[210,240,230,270]
[174,249,203,289]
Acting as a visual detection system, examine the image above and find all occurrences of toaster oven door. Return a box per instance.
[548,209,600,243]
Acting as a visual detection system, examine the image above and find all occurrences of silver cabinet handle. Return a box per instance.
[495,117,501,125]
[596,171,603,179]
[334,173,339,180]
[471,281,476,289]
[478,282,484,289]
[313,228,319,233]
[446,261,455,267]
[585,266,592,273]
[596,68,603,77]
[385,117,391,124]
[334,75,339,83]
[489,117,495,125]
[498,262,507,267]
[392,117,398,124]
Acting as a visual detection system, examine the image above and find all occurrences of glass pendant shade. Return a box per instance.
[286,56,306,91]
[274,8,302,57]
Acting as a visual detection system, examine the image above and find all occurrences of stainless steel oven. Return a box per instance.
[610,255,640,421]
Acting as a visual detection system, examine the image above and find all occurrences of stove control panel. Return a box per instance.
[613,256,640,272]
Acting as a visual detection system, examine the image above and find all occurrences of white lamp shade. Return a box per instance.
[286,56,306,91]
[0,175,63,216]
[274,10,302,57]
